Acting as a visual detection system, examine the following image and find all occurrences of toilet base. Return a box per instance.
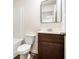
[20,54,27,59]
[20,54,31,59]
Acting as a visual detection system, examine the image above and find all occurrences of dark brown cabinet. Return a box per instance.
[38,33,65,59]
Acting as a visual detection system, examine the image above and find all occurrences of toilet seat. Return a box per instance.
[17,44,31,54]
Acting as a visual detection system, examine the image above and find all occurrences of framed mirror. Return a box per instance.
[40,0,62,23]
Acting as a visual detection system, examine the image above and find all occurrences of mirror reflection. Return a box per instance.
[41,0,62,23]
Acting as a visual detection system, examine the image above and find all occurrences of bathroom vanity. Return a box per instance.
[38,33,65,59]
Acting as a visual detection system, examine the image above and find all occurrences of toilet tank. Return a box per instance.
[24,33,36,45]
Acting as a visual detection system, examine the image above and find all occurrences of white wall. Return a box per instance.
[62,0,66,32]
[13,0,25,38]
[23,0,41,33]
[13,0,65,36]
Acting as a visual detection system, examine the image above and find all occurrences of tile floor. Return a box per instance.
[14,54,38,59]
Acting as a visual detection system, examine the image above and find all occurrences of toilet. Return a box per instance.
[17,33,36,59]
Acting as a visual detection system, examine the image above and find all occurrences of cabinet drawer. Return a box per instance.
[38,33,64,44]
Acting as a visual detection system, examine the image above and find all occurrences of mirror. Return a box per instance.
[40,0,62,23]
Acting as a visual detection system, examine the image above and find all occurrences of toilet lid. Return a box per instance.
[17,44,31,52]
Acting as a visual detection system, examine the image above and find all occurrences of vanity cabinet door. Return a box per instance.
[38,33,65,59]
[38,42,64,59]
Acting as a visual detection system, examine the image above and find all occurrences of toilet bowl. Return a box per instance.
[17,33,36,59]
[17,44,31,54]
